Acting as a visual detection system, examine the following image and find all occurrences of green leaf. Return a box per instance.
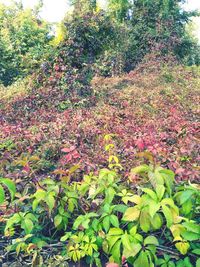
[33,189,46,200]
[123,243,142,259]
[161,198,176,208]
[0,178,16,201]
[181,231,200,241]
[192,249,200,255]
[110,215,119,228]
[68,198,75,212]
[21,218,33,234]
[156,185,165,200]
[108,228,124,236]
[168,261,176,267]
[182,222,200,234]
[81,219,90,229]
[126,195,142,204]
[45,194,55,212]
[0,184,5,204]
[54,214,62,228]
[144,236,159,246]
[142,188,157,201]
[103,203,110,213]
[122,195,141,205]
[41,178,55,185]
[60,232,71,242]
[151,213,163,230]
[108,235,121,251]
[16,243,21,256]
[103,216,110,232]
[181,199,192,215]
[148,200,160,218]
[73,215,84,229]
[87,212,99,218]
[113,204,128,213]
[121,232,132,251]
[180,190,194,205]
[154,169,165,185]
[32,199,39,211]
[105,187,116,204]
[131,165,150,174]
[25,213,37,222]
[129,226,137,236]
[122,207,140,221]
[162,205,173,227]
[140,211,151,232]
[196,258,200,267]
[160,169,175,194]
[156,258,165,265]
[134,251,149,267]
[92,218,100,231]
[5,213,21,230]
[111,239,121,264]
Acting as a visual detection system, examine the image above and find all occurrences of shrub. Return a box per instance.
[0,141,199,266]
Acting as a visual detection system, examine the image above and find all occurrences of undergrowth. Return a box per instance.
[0,136,199,266]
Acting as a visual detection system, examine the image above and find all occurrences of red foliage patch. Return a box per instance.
[0,66,199,182]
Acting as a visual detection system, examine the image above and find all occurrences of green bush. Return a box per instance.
[1,140,199,266]
[0,2,52,86]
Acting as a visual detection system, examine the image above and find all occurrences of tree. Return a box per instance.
[0,2,52,86]
[69,0,97,15]
[108,0,131,22]
[121,0,199,69]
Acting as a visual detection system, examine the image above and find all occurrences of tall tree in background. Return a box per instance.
[0,1,52,86]
[108,0,131,21]
[70,0,97,15]
[120,0,199,69]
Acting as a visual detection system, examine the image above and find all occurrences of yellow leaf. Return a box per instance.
[175,241,190,255]
[29,156,40,161]
[122,207,140,221]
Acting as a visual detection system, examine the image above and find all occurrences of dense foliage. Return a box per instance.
[0,2,52,86]
[0,65,199,181]
[43,11,120,96]
[1,0,199,86]
[0,137,199,266]
[0,0,200,266]
[67,0,200,71]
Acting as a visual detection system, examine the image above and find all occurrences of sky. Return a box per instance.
[0,0,200,39]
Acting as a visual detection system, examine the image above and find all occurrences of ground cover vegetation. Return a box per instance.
[0,0,200,266]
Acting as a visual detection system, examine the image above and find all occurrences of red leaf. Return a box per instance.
[175,168,185,174]
[61,146,76,153]
[23,164,31,173]
[72,151,80,159]
[136,138,145,150]
[65,154,72,162]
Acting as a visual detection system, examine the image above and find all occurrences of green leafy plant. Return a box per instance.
[175,182,200,218]
[0,147,199,266]
[0,177,16,204]
[5,212,38,236]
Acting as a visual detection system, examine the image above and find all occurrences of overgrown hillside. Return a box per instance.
[0,59,200,266]
[0,0,200,266]
[1,61,200,182]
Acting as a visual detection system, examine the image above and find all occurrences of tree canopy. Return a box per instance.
[0,1,52,86]
[0,0,199,86]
